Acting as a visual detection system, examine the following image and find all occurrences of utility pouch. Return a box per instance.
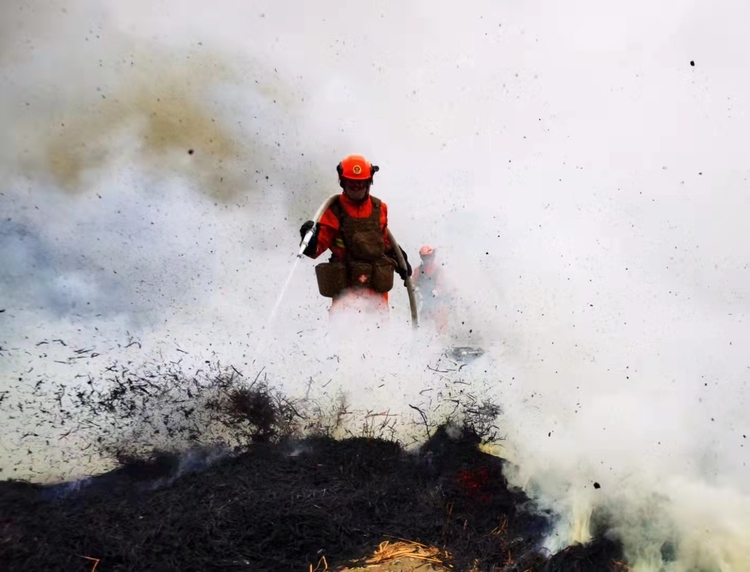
[349,261,374,289]
[371,259,395,293]
[315,262,347,298]
[350,230,386,262]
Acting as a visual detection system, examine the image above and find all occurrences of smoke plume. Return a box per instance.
[2,0,750,570]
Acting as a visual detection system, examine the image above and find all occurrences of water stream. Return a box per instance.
[250,255,302,367]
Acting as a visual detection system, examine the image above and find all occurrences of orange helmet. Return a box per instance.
[419,244,435,257]
[336,154,379,181]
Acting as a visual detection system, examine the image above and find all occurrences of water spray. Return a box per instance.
[260,198,342,343]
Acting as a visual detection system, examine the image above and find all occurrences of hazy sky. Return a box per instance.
[2,0,750,568]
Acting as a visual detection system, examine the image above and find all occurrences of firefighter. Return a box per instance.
[412,244,450,333]
[299,154,411,315]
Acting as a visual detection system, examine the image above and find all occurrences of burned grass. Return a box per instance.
[0,363,626,571]
[0,427,626,572]
[0,429,529,571]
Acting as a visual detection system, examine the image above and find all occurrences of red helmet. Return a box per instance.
[337,154,379,181]
[420,244,435,257]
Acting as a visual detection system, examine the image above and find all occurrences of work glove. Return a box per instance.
[299,220,319,257]
[395,247,412,281]
[299,220,315,241]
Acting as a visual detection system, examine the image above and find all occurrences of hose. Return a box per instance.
[387,229,419,329]
[299,194,419,329]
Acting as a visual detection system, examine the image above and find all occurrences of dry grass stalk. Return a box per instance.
[81,556,100,572]
[365,539,447,566]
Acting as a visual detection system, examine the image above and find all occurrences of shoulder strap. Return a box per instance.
[369,196,381,223]
[329,195,345,223]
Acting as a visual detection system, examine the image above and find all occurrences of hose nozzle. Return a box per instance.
[298,228,315,258]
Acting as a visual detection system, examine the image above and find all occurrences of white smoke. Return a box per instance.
[2,0,750,569]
